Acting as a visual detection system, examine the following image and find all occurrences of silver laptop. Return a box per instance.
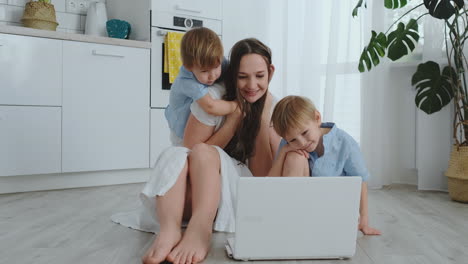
[225,176,362,261]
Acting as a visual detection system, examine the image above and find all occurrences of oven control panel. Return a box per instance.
[174,16,203,29]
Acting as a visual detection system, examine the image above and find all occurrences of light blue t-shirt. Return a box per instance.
[165,59,228,139]
[277,122,369,181]
[164,66,209,139]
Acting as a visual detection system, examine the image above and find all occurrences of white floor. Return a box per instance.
[1,183,467,264]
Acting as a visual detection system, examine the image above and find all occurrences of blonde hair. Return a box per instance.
[271,95,318,138]
[180,27,223,69]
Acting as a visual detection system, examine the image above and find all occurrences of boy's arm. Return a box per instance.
[197,93,237,116]
[358,182,382,235]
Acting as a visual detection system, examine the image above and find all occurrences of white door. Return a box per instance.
[150,109,171,166]
[0,106,61,176]
[0,34,62,106]
[62,41,150,172]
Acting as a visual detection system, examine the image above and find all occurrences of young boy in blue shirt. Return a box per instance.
[165,27,237,144]
[268,95,381,235]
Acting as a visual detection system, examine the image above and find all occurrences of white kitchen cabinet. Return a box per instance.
[152,0,222,20]
[0,106,61,176]
[0,33,62,106]
[62,41,150,172]
[150,109,171,167]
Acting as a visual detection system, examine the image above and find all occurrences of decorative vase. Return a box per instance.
[445,145,468,203]
[106,19,131,39]
[21,1,59,31]
[85,2,108,37]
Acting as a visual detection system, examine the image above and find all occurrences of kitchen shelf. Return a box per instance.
[0,25,150,49]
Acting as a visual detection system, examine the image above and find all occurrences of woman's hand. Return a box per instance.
[358,216,381,235]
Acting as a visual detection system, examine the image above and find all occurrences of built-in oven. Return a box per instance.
[150,11,223,108]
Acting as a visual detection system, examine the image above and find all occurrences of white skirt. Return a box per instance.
[111,145,252,233]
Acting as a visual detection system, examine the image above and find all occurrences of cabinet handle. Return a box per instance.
[92,50,125,58]
[175,4,201,13]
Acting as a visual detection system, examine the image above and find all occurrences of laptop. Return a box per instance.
[225,176,362,261]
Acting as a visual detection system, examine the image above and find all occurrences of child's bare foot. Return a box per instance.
[167,218,212,264]
[142,227,182,264]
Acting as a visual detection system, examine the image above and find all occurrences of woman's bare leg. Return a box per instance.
[167,144,221,264]
[142,162,189,264]
[282,152,309,177]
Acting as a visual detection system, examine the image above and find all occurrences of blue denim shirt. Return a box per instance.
[277,122,369,181]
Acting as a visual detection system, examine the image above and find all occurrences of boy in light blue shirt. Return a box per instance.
[165,27,237,142]
[268,95,381,236]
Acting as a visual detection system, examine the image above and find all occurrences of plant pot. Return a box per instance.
[445,145,468,203]
[21,1,58,31]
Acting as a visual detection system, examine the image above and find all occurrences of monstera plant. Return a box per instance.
[354,0,468,202]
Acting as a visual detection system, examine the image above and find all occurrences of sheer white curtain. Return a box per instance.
[357,1,450,190]
[266,0,381,186]
[265,0,439,189]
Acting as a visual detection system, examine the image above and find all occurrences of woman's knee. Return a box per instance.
[284,151,307,167]
[283,152,309,176]
[189,143,219,162]
[284,151,306,165]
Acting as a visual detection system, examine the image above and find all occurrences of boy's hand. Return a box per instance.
[358,216,381,235]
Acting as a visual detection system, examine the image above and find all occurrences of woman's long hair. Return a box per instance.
[223,38,272,163]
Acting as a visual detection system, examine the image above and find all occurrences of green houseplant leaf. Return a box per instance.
[387,19,419,61]
[385,0,408,9]
[412,61,456,114]
[358,31,387,72]
[423,0,464,19]
[352,0,366,17]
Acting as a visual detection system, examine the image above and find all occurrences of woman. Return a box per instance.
[121,38,280,264]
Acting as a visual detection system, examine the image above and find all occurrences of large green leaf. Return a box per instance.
[385,0,408,9]
[352,0,367,17]
[423,0,464,20]
[412,61,456,114]
[358,31,387,72]
[387,19,419,61]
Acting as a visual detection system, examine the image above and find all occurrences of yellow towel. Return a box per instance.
[164,32,184,83]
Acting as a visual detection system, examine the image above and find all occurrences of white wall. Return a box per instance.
[222,0,284,98]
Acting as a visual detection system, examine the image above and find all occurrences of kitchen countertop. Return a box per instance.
[0,25,151,49]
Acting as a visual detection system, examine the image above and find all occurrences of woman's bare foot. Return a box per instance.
[167,218,212,264]
[142,226,182,264]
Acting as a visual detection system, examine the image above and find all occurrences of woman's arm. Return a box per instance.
[267,147,288,176]
[249,93,277,176]
[269,125,281,159]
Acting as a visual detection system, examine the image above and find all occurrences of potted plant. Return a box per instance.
[21,0,59,31]
[353,0,468,202]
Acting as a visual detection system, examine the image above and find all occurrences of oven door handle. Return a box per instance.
[175,4,201,14]
[157,30,168,36]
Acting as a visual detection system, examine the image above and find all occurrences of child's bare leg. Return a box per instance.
[282,152,309,177]
[142,162,189,264]
[168,143,221,264]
